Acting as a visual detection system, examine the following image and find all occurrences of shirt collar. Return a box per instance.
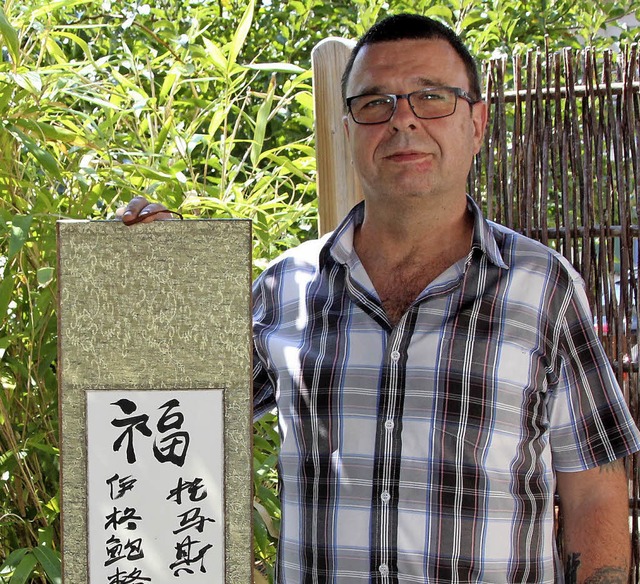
[320,197,509,271]
[318,201,365,269]
[467,196,509,269]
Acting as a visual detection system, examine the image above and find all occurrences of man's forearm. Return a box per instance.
[559,461,630,584]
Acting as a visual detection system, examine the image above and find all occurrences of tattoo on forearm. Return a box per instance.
[583,566,628,583]
[598,459,625,474]
[564,554,627,584]
[565,553,581,584]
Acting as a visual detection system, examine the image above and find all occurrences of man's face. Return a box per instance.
[343,38,487,206]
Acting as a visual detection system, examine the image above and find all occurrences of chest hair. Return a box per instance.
[374,255,458,326]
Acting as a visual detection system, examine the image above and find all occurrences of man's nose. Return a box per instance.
[390,96,418,128]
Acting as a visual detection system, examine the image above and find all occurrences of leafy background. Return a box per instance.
[0,0,639,582]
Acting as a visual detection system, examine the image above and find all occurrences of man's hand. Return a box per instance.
[557,460,630,583]
[116,196,176,225]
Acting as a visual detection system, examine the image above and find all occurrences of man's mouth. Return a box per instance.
[385,150,429,162]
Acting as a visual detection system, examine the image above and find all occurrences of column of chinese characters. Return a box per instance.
[104,472,150,583]
[167,477,216,576]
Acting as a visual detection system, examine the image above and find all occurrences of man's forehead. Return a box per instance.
[354,38,430,60]
[347,38,466,93]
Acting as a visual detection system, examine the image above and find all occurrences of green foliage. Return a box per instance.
[253,412,281,580]
[0,0,638,582]
[0,0,313,580]
[0,528,60,584]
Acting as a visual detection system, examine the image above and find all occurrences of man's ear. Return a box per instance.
[472,100,488,155]
[343,115,350,140]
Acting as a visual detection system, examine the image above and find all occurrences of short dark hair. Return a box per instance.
[341,14,481,105]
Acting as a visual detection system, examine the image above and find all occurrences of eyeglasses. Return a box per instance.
[346,86,480,125]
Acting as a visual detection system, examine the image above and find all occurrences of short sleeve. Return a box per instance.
[548,275,640,471]
[251,272,277,420]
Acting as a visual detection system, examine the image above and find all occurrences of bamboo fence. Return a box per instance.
[470,44,640,580]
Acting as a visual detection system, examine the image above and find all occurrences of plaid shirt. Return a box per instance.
[253,199,640,583]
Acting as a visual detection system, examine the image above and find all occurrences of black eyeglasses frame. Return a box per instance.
[345,86,481,125]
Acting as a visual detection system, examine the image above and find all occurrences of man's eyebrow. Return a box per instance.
[415,77,447,88]
[350,84,385,96]
[350,78,449,96]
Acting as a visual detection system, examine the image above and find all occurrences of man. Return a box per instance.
[121,14,640,583]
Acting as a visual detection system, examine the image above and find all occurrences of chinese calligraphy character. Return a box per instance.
[172,507,215,535]
[167,477,207,505]
[105,535,145,566]
[111,399,152,464]
[153,399,190,467]
[169,535,213,576]
[105,507,142,531]
[106,567,151,584]
[106,473,137,500]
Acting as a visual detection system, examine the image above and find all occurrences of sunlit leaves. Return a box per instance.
[0,8,19,66]
[7,215,32,261]
[228,0,254,69]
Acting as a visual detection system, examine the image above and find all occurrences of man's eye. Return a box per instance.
[418,91,446,101]
[361,96,392,109]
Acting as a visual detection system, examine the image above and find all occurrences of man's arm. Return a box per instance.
[556,460,630,583]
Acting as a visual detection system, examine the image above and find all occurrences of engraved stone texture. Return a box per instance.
[57,219,252,584]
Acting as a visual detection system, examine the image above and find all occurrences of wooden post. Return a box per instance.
[312,37,363,235]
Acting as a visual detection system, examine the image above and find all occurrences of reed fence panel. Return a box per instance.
[470,45,640,580]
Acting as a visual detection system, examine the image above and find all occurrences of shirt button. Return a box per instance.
[379,563,389,576]
[384,419,394,430]
[380,490,391,503]
[390,350,401,362]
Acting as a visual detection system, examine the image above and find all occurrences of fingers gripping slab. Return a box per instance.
[116,196,179,226]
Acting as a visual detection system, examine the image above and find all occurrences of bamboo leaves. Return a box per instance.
[0,8,19,66]
[0,541,61,584]
[228,0,254,70]
[0,4,315,575]
[252,74,276,167]
[7,215,32,261]
[30,546,61,584]
[203,37,228,72]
